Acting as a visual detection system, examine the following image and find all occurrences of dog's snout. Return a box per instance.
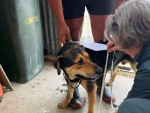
[95,66,102,74]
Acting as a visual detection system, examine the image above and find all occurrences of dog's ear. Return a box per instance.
[53,56,64,75]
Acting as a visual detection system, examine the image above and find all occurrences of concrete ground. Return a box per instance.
[0,61,134,113]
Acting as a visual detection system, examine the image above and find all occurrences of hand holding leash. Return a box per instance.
[107,42,118,52]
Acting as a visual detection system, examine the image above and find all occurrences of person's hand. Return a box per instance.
[107,41,119,52]
[114,111,117,113]
[58,24,72,44]
[103,37,107,42]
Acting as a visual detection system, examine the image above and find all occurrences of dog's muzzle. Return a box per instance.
[95,66,102,75]
[75,67,102,80]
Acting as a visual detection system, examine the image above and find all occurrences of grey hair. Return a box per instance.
[104,0,150,49]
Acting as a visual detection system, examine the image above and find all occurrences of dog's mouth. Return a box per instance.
[75,74,98,80]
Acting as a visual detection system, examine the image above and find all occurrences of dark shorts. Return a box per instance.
[62,0,117,20]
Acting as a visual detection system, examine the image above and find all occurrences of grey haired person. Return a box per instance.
[105,0,150,113]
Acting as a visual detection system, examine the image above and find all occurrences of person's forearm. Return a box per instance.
[48,0,65,26]
[115,0,124,9]
[113,0,128,13]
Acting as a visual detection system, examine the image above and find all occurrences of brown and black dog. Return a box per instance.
[54,42,137,113]
[54,42,102,113]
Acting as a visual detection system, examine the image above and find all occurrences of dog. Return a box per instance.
[54,42,137,113]
[54,42,102,113]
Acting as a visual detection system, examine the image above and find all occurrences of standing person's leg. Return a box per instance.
[65,17,84,41]
[87,0,117,42]
[62,2,85,41]
[89,15,107,42]
[89,0,127,42]
[118,98,150,113]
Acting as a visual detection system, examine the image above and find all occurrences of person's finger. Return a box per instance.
[62,39,66,44]
[59,34,66,44]
[107,42,115,51]
[107,44,111,51]
[103,37,107,42]
[66,33,72,42]
[114,111,117,113]
[108,46,117,52]
[62,37,66,44]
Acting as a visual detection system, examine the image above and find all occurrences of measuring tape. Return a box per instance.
[98,51,118,113]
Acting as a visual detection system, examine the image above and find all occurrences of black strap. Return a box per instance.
[63,73,82,89]
[63,69,80,82]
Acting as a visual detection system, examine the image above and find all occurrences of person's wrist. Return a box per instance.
[57,21,66,27]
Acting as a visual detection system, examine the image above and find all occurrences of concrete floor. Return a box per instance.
[0,62,134,113]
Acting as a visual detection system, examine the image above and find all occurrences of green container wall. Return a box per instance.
[0,0,44,83]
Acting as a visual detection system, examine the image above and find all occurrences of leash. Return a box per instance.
[63,73,82,89]
[99,52,109,112]
[110,51,118,111]
[99,51,118,113]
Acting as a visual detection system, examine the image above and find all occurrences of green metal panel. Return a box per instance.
[0,0,44,83]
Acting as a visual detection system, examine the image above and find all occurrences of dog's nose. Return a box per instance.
[95,67,102,74]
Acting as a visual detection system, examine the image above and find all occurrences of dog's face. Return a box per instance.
[54,42,102,80]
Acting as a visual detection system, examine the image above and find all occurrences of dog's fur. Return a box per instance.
[54,42,101,113]
[54,42,137,113]
[106,59,137,86]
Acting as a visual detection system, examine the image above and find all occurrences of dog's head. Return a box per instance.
[54,42,102,80]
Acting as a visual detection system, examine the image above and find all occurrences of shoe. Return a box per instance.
[97,84,116,103]
[70,86,84,109]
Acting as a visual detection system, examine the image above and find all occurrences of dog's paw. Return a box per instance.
[106,79,111,86]
[58,101,69,109]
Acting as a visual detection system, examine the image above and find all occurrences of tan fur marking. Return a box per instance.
[65,53,97,80]
[80,80,97,113]
[58,80,76,109]
[83,51,89,59]
[62,49,71,56]
[106,67,119,86]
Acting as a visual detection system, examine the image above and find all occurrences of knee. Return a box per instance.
[118,99,136,113]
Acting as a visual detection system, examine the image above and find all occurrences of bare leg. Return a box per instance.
[89,0,129,43]
[65,17,84,41]
[89,15,108,42]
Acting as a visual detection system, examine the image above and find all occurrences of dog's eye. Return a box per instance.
[76,59,83,65]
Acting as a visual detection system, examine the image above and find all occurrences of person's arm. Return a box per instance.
[47,0,72,44]
[113,0,128,14]
[125,65,150,100]
[47,0,64,26]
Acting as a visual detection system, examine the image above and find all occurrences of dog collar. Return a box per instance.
[63,69,80,83]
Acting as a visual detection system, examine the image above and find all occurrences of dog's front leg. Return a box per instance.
[81,80,97,113]
[58,81,76,109]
